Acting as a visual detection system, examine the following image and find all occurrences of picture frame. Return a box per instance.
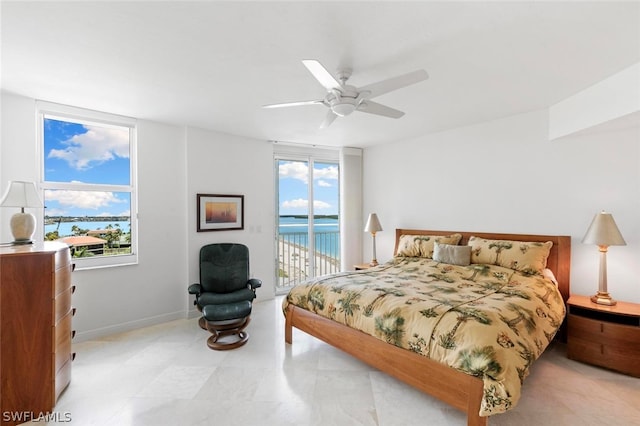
[197,194,244,232]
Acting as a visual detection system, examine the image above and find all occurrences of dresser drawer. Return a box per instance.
[54,263,72,296]
[55,287,73,324]
[54,312,73,373]
[55,359,72,402]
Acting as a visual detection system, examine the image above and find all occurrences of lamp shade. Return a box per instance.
[364,213,382,233]
[582,211,626,246]
[0,181,44,208]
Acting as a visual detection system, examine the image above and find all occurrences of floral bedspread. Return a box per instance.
[283,257,566,416]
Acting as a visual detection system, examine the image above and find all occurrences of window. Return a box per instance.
[275,148,340,292]
[38,102,137,269]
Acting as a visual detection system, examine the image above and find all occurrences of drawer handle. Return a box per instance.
[72,352,76,361]
[72,263,76,272]
[72,307,77,316]
[71,330,76,339]
[72,285,76,294]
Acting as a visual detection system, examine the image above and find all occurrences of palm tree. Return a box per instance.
[419,296,457,319]
[374,308,405,346]
[426,273,455,283]
[307,287,325,313]
[363,287,405,317]
[498,287,531,301]
[535,286,556,308]
[408,333,427,354]
[418,284,458,298]
[499,303,537,336]
[488,241,513,264]
[337,290,361,325]
[438,307,492,350]
[456,345,502,379]
[464,264,491,281]
[474,281,506,294]
[515,341,535,384]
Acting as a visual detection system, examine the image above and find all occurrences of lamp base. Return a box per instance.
[591,291,617,306]
[12,239,34,245]
[10,211,36,244]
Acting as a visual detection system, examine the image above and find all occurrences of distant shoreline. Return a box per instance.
[279,214,338,220]
[45,216,129,225]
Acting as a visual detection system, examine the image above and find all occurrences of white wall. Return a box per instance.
[185,126,275,316]
[363,109,640,303]
[0,92,275,340]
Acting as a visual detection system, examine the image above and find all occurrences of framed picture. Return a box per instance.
[197,194,244,232]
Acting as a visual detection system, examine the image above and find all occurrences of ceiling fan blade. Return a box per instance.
[357,101,405,119]
[320,111,338,129]
[263,100,324,109]
[358,69,428,99]
[302,59,342,91]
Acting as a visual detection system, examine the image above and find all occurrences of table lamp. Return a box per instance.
[364,213,382,266]
[0,181,44,244]
[582,211,626,306]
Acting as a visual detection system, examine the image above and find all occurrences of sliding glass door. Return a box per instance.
[276,157,340,292]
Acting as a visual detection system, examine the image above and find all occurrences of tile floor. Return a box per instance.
[32,297,640,426]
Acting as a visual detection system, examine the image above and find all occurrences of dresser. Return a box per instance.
[0,242,74,424]
[567,294,640,377]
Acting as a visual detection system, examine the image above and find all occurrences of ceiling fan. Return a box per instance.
[263,60,429,128]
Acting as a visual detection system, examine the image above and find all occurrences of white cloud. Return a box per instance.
[317,180,332,187]
[282,198,331,210]
[45,189,125,210]
[314,165,338,180]
[279,162,338,184]
[314,200,331,209]
[279,162,309,183]
[48,125,129,171]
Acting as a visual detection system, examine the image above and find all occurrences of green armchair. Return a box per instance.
[188,243,261,349]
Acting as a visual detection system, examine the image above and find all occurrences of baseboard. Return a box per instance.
[74,310,187,342]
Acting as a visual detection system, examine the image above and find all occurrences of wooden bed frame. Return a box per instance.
[284,229,571,426]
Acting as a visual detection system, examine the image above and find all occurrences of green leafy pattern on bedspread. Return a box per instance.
[282,257,566,416]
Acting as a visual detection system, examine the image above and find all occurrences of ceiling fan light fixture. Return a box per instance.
[331,101,357,117]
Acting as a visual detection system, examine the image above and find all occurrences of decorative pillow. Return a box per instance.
[433,242,471,266]
[468,236,553,275]
[395,233,462,258]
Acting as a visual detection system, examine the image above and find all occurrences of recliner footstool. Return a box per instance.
[202,300,252,350]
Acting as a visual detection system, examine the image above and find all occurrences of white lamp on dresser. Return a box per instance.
[0,181,44,244]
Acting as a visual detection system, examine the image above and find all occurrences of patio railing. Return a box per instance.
[277,231,340,289]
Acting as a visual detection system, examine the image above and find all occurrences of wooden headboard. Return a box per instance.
[394,229,571,303]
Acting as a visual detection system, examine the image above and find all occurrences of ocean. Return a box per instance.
[279,216,339,258]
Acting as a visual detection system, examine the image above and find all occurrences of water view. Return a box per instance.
[279,215,339,258]
[44,220,131,237]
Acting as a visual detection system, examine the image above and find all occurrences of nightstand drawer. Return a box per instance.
[569,314,640,342]
[567,309,640,377]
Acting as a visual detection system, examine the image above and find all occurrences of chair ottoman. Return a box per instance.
[202,300,252,350]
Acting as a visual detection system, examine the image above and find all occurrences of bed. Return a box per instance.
[283,229,571,426]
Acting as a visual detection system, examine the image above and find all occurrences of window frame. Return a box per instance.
[37,101,138,270]
[273,143,341,293]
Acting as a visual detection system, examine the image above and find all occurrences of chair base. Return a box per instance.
[204,316,251,350]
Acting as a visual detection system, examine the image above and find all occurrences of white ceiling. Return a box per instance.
[2,1,639,148]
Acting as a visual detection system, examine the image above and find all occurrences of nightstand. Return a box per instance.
[354,263,372,271]
[567,295,640,377]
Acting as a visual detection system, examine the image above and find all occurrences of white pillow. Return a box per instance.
[433,242,471,266]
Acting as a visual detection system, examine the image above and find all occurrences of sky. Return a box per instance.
[278,160,339,217]
[43,117,131,218]
[43,117,339,220]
